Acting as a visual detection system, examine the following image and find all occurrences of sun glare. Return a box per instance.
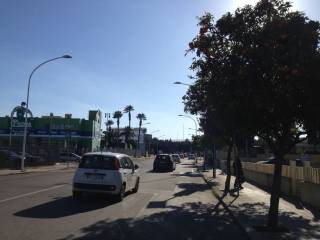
[230,0,259,11]
[230,0,299,12]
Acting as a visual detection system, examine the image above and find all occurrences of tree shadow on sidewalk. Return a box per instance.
[245,179,320,221]
[231,202,320,240]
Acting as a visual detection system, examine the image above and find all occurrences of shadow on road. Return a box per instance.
[171,171,202,177]
[173,182,213,198]
[58,202,246,240]
[14,195,114,219]
[140,176,178,184]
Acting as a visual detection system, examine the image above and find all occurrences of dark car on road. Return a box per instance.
[153,154,176,172]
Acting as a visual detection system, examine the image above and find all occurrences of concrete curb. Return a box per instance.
[196,165,251,240]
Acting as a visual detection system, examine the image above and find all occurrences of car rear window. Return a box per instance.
[79,155,116,170]
[172,155,180,160]
[156,155,171,162]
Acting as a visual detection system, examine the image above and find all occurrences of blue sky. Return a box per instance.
[1,0,319,140]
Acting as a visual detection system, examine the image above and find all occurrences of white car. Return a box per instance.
[72,152,140,201]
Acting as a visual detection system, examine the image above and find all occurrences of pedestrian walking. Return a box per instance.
[233,156,245,190]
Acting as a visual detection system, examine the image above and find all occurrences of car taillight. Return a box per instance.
[113,159,120,170]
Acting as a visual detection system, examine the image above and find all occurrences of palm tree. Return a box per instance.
[123,105,134,128]
[123,105,135,146]
[113,111,123,147]
[106,119,114,132]
[121,126,135,149]
[105,120,115,148]
[135,113,147,156]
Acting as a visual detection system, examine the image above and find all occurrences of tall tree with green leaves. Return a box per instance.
[113,111,123,147]
[135,113,147,156]
[184,0,320,230]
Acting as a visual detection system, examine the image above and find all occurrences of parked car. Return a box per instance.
[0,150,21,161]
[60,152,81,162]
[171,154,181,163]
[72,152,140,201]
[257,157,304,166]
[153,154,176,172]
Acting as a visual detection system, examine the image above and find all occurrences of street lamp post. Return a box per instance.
[141,122,150,156]
[21,55,72,172]
[156,135,165,154]
[178,114,198,136]
[189,127,200,134]
[146,130,160,156]
[179,115,198,162]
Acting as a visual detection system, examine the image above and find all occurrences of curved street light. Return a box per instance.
[154,134,165,155]
[150,130,160,134]
[174,81,191,86]
[21,55,72,172]
[179,114,198,136]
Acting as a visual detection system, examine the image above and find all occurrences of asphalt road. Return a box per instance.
[0,158,248,240]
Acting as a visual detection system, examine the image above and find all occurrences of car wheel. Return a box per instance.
[116,184,125,202]
[72,191,82,199]
[133,177,140,193]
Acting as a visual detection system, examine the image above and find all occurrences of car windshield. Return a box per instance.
[79,155,116,170]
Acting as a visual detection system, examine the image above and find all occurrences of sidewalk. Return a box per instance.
[197,162,320,240]
[0,162,77,176]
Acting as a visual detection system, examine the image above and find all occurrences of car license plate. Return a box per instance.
[86,174,104,180]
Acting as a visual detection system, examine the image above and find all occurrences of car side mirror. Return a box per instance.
[134,164,139,169]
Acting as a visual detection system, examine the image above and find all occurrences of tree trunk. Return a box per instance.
[267,154,283,229]
[134,122,142,157]
[212,144,216,178]
[117,121,120,148]
[224,142,233,194]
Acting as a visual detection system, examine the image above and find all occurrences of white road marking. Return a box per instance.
[0,184,66,204]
